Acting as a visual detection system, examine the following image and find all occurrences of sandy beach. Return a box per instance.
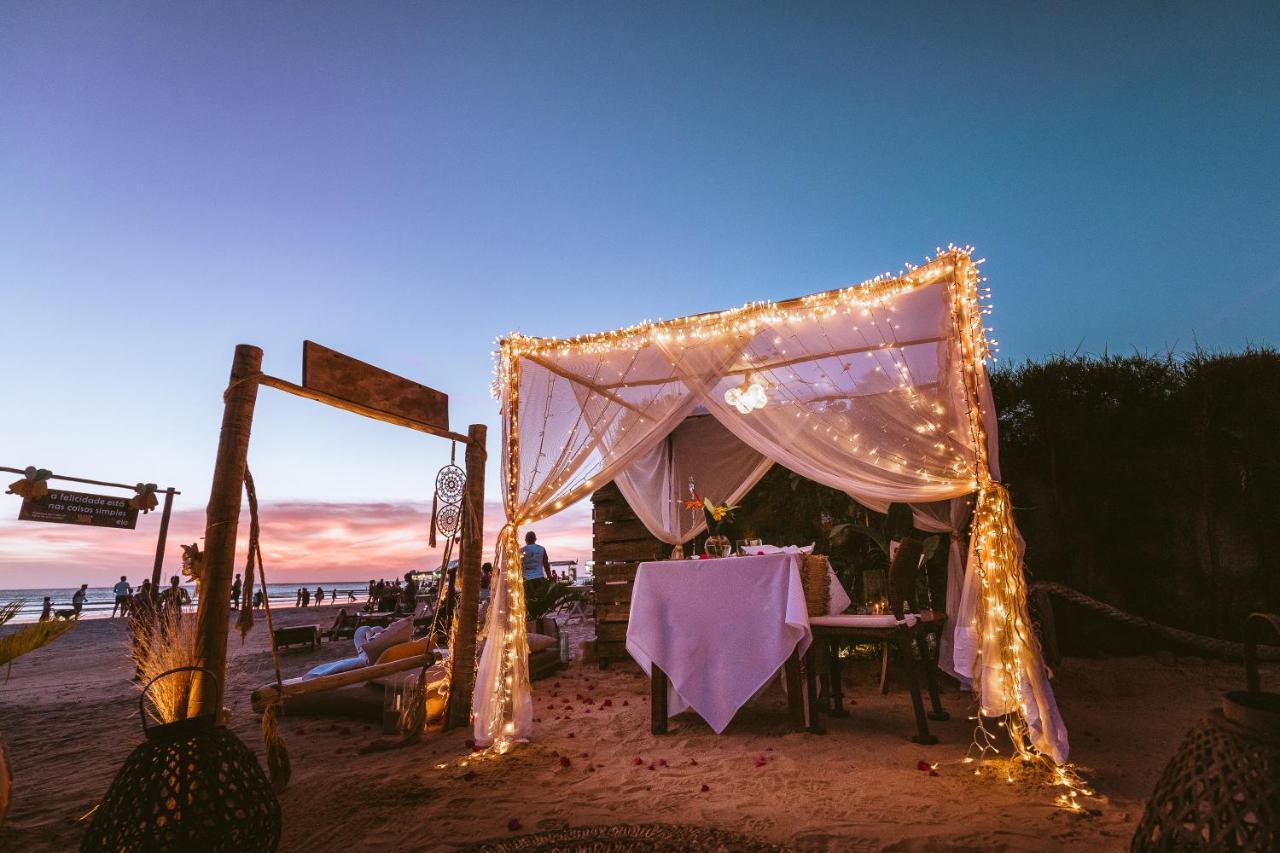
[0,605,1269,852]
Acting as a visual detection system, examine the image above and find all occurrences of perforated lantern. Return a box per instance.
[1132,614,1280,852]
[81,667,281,853]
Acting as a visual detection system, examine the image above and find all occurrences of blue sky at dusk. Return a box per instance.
[2,2,1278,586]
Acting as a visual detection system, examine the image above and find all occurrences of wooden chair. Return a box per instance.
[804,538,948,744]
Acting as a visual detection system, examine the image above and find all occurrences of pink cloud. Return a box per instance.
[0,499,592,588]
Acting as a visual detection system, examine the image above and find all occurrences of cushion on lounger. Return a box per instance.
[526,633,557,653]
[358,617,414,662]
[374,637,432,665]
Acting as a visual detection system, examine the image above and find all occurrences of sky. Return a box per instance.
[2,2,1278,588]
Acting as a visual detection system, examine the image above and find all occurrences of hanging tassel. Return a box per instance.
[260,699,292,792]
[429,491,438,549]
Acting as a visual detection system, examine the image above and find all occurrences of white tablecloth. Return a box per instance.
[625,553,813,734]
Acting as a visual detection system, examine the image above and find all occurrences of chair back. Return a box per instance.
[887,537,923,620]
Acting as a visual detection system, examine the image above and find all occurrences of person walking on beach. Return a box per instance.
[296,588,303,607]
[231,573,242,609]
[253,589,264,609]
[39,597,53,622]
[111,576,132,617]
[315,586,325,606]
[71,584,89,617]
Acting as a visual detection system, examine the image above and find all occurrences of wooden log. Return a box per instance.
[257,374,471,444]
[149,487,176,588]
[250,655,438,712]
[189,344,261,718]
[446,423,486,730]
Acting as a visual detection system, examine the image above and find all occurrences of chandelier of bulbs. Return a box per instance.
[724,375,768,414]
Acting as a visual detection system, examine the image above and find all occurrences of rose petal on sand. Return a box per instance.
[559,756,572,768]
[701,784,710,792]
[633,757,643,766]
[916,760,931,772]
[508,818,522,832]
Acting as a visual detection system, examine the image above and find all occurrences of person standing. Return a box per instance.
[520,532,551,583]
[39,597,53,622]
[230,573,243,610]
[315,586,325,606]
[301,587,311,608]
[111,576,132,617]
[161,575,191,619]
[296,588,303,607]
[71,584,89,617]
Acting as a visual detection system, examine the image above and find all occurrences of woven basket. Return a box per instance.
[1132,614,1280,852]
[800,554,831,618]
[81,667,281,853]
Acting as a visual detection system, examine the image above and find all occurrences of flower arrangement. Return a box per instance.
[700,497,740,534]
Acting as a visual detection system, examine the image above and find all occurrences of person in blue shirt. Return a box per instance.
[111,576,132,617]
[520,532,551,583]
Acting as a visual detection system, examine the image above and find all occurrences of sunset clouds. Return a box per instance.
[0,499,591,588]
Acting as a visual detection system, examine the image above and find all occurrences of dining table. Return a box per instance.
[625,552,813,734]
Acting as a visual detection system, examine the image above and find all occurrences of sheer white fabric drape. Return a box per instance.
[476,263,1069,763]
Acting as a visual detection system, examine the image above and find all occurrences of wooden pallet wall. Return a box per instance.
[591,482,666,667]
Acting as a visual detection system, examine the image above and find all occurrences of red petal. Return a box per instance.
[916,760,931,772]
[559,756,572,768]
[508,818,522,832]
[701,784,710,792]
[633,757,643,765]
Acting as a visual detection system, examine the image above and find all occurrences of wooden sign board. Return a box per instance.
[18,488,138,530]
[302,341,449,431]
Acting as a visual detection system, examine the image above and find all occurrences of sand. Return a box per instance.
[1,603,1268,852]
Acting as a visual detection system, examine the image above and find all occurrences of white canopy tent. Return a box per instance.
[473,248,1069,764]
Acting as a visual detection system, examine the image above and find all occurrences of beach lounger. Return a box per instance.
[272,624,321,650]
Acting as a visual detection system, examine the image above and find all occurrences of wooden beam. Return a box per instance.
[189,344,261,718]
[446,423,486,730]
[258,374,472,444]
[592,334,948,391]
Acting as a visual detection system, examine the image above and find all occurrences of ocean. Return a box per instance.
[0,581,371,624]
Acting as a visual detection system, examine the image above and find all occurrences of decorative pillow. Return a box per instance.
[357,617,413,663]
[526,633,557,653]
[374,637,432,666]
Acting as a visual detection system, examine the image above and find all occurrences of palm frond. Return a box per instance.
[0,619,75,668]
[0,600,22,628]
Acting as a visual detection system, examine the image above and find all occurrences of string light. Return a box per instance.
[481,245,1086,809]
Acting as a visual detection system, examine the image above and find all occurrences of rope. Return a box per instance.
[222,371,264,403]
[1032,581,1280,662]
[243,466,291,790]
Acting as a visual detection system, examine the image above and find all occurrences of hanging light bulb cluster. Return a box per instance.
[723,375,768,414]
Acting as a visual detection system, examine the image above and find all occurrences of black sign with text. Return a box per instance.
[18,488,139,530]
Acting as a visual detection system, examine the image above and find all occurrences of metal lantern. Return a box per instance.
[1132,614,1280,852]
[81,667,281,853]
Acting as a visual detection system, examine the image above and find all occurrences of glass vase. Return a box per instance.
[705,534,732,558]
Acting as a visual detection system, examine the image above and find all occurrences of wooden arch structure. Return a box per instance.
[189,342,486,731]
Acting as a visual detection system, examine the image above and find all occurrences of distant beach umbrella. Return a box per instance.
[81,667,280,853]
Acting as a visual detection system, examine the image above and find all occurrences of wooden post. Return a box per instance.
[446,423,486,729]
[188,344,262,719]
[150,488,176,589]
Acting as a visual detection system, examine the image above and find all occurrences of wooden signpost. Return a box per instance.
[190,342,485,733]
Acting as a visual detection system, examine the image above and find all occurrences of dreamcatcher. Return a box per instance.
[425,445,466,645]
